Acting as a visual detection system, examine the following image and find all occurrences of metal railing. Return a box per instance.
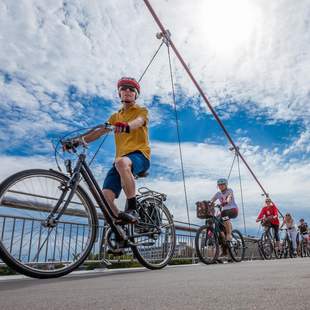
[0,214,261,268]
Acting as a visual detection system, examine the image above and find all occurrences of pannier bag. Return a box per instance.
[138,200,162,228]
[196,200,215,219]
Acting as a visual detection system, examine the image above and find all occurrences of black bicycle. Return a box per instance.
[298,231,310,258]
[258,222,280,260]
[0,124,176,278]
[278,228,294,259]
[195,202,245,264]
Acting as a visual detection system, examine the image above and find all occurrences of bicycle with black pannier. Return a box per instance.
[0,124,176,278]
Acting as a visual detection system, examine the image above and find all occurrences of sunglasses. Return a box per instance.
[119,86,136,92]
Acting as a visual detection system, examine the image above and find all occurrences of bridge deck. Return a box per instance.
[0,258,309,310]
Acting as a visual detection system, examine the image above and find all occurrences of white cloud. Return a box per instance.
[283,129,310,156]
[0,155,55,180]
[0,0,309,121]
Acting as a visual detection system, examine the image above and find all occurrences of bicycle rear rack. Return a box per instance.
[137,187,167,201]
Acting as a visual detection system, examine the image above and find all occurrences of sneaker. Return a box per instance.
[117,210,139,224]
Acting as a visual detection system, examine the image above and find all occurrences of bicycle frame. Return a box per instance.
[49,151,162,246]
[263,226,276,241]
[205,215,225,236]
[48,153,125,242]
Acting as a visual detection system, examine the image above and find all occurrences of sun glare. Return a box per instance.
[198,0,260,55]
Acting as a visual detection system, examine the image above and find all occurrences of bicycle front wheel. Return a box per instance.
[300,240,308,258]
[279,239,287,259]
[130,196,176,270]
[260,231,273,260]
[195,225,219,265]
[0,169,98,278]
[228,229,245,262]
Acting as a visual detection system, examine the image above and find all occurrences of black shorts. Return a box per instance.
[221,208,238,221]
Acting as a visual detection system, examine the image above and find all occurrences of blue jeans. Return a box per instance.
[102,151,150,198]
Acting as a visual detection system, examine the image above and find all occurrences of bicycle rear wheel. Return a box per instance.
[0,169,98,278]
[227,229,245,262]
[130,196,175,269]
[195,225,219,265]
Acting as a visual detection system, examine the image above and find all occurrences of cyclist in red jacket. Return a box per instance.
[256,197,280,252]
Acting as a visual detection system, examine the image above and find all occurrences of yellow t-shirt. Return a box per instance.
[108,104,151,160]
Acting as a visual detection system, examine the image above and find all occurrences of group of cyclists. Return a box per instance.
[68,75,307,259]
[198,178,309,259]
[256,198,309,257]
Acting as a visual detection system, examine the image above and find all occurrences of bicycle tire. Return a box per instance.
[288,239,294,258]
[130,196,176,270]
[283,238,293,259]
[274,246,281,259]
[260,231,273,260]
[300,240,308,258]
[279,238,287,259]
[0,169,98,279]
[195,224,219,265]
[227,229,245,262]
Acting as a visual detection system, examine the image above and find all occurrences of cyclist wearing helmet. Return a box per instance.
[210,178,238,242]
[280,213,297,256]
[71,77,150,223]
[256,198,280,252]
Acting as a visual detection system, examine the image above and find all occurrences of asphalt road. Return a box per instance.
[0,258,309,310]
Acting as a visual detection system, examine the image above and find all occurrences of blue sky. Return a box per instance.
[0,0,310,235]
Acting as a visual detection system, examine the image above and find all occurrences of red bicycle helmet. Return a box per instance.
[117,77,140,96]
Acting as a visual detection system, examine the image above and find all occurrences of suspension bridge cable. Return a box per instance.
[227,152,237,182]
[138,41,165,83]
[237,153,247,234]
[142,0,270,198]
[166,43,192,234]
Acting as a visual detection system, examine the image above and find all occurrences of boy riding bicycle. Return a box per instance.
[66,77,150,224]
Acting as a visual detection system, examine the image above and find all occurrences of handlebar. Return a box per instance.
[61,123,113,152]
